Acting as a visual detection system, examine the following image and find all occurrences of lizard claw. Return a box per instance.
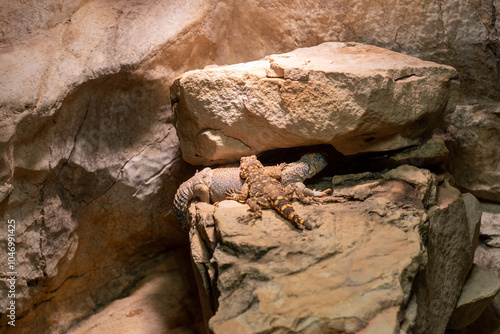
[237,215,253,225]
[312,188,332,197]
[226,188,240,200]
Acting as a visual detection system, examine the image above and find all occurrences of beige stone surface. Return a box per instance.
[0,0,498,332]
[448,264,500,329]
[210,191,424,333]
[414,190,482,334]
[0,1,208,332]
[474,202,500,277]
[66,247,205,334]
[446,103,500,203]
[172,42,458,165]
[188,166,481,333]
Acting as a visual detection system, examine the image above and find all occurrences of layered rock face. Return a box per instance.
[188,166,485,333]
[172,42,499,332]
[0,1,209,332]
[446,104,500,202]
[1,0,500,333]
[172,43,458,165]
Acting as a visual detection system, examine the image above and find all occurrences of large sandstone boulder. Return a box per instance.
[172,42,459,165]
[187,165,483,333]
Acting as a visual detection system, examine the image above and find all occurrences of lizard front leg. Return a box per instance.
[226,183,249,203]
[238,197,270,224]
[300,184,332,198]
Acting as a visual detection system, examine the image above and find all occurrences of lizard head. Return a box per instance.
[240,155,263,178]
[299,152,328,175]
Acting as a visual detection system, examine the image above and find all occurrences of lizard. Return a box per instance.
[226,155,316,230]
[173,152,329,230]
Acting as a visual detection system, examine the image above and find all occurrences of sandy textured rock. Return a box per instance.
[0,0,499,332]
[187,165,481,333]
[474,202,500,278]
[414,189,482,334]
[387,136,449,169]
[65,247,204,334]
[172,42,458,165]
[477,202,500,247]
[447,264,500,329]
[210,188,424,333]
[2,0,498,100]
[475,244,500,279]
[0,1,207,332]
[331,164,437,208]
[446,103,500,203]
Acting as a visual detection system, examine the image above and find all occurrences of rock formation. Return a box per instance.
[66,247,205,334]
[447,264,500,330]
[1,0,500,333]
[171,42,458,165]
[187,166,483,333]
[475,202,500,278]
[446,104,500,202]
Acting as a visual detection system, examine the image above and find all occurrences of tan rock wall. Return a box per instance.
[0,0,499,332]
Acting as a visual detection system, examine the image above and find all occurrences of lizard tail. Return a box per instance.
[273,198,312,230]
[173,187,191,231]
[173,167,213,231]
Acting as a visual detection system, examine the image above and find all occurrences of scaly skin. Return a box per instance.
[173,152,329,230]
[226,155,315,230]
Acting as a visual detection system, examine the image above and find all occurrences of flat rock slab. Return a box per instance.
[208,181,425,333]
[171,42,459,165]
[448,264,500,329]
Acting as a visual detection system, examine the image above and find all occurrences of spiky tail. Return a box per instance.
[272,196,312,230]
[173,168,212,231]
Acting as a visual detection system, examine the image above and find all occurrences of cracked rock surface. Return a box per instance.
[1,0,500,333]
[188,166,482,334]
[446,103,500,203]
[171,42,459,165]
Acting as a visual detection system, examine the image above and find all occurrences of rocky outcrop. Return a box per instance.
[171,42,459,165]
[414,189,481,334]
[0,1,207,332]
[1,0,500,333]
[2,0,499,101]
[447,264,500,330]
[65,247,205,334]
[187,166,483,333]
[474,202,500,277]
[386,137,449,169]
[446,103,500,203]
